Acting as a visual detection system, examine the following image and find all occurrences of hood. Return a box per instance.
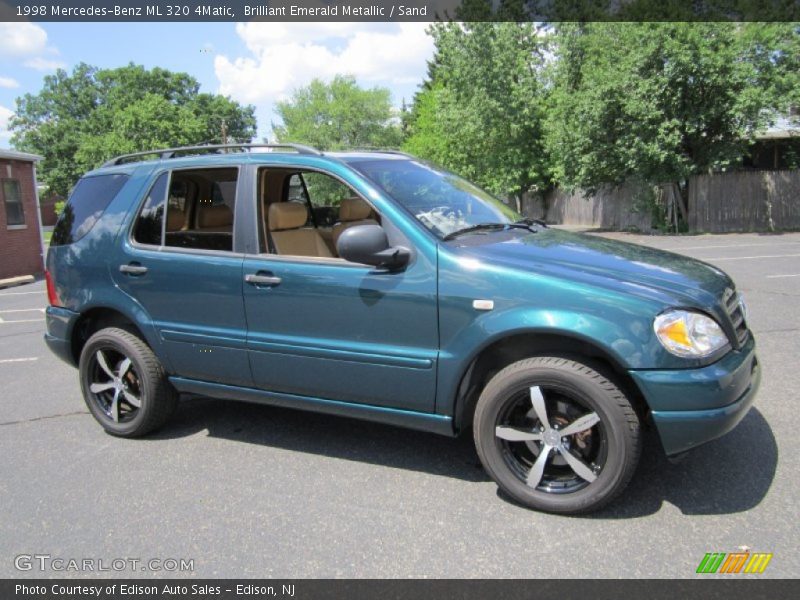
[455,229,732,306]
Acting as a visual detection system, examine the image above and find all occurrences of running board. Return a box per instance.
[169,377,455,436]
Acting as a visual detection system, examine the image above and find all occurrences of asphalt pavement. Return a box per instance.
[1,231,798,578]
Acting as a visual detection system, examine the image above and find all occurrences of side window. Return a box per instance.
[304,172,355,227]
[286,174,308,204]
[51,173,129,246]
[302,172,353,208]
[164,168,237,252]
[2,179,24,226]
[262,168,379,261]
[132,173,168,246]
[167,180,189,225]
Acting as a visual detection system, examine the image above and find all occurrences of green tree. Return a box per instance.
[272,75,402,150]
[11,63,256,197]
[403,10,551,205]
[545,23,800,208]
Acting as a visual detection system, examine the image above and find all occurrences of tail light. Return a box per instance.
[45,270,61,307]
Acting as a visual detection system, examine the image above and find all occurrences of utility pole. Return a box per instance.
[221,118,228,146]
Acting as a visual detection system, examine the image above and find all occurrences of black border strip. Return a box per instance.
[3,579,800,600]
[1,0,800,22]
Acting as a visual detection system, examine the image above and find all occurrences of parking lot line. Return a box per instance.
[678,242,800,251]
[0,318,44,324]
[766,273,800,279]
[0,308,45,313]
[0,291,43,296]
[703,254,800,261]
[0,357,38,364]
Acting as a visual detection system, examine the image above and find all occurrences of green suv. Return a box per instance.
[44,144,759,514]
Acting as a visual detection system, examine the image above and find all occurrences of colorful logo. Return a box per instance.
[696,551,773,574]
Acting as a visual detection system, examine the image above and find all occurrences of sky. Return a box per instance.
[0,21,436,147]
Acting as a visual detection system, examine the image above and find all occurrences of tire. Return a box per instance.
[79,327,178,437]
[473,357,641,514]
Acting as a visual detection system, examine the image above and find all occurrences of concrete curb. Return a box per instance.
[0,275,35,289]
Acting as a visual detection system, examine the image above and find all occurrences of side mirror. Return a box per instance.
[337,224,410,271]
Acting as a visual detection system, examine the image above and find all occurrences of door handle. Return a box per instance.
[119,264,148,275]
[245,273,282,286]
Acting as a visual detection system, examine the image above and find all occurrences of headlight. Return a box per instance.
[654,310,729,358]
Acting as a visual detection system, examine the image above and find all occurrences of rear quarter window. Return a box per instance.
[51,173,129,246]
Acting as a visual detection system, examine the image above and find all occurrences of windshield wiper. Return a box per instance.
[443,220,544,241]
[514,218,548,229]
[443,223,508,241]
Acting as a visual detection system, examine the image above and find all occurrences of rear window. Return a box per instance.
[51,174,129,246]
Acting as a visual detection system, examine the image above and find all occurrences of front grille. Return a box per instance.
[722,287,749,347]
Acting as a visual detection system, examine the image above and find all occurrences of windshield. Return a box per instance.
[350,159,521,239]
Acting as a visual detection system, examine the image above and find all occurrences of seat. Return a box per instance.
[166,206,185,231]
[268,202,333,258]
[196,204,233,232]
[332,197,378,249]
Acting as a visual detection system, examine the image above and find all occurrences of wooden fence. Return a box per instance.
[529,181,654,232]
[525,170,800,232]
[689,170,800,232]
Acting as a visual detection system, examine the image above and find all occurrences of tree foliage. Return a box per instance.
[10,63,256,197]
[272,75,402,151]
[404,15,550,202]
[403,18,799,211]
[544,23,800,193]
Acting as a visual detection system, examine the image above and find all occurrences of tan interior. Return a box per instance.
[197,204,233,232]
[268,202,333,258]
[332,197,379,248]
[166,206,185,231]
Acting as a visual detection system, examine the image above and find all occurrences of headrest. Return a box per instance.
[166,206,184,231]
[269,202,308,231]
[338,197,372,222]
[197,204,233,228]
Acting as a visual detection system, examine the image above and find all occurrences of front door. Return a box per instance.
[242,168,438,412]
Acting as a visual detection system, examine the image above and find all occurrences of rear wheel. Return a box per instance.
[79,327,177,437]
[473,357,641,514]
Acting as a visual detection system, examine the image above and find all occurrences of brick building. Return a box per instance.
[0,150,45,281]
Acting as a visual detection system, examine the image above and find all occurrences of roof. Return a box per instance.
[0,149,43,162]
[328,151,410,161]
[85,149,412,179]
[755,116,800,141]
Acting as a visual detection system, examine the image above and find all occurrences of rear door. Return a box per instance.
[113,166,252,386]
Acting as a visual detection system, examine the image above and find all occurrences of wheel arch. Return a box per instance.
[70,306,155,366]
[451,330,649,434]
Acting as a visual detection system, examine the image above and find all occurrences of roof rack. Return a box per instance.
[346,147,415,158]
[102,143,323,167]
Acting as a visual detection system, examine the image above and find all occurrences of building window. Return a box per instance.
[2,179,24,226]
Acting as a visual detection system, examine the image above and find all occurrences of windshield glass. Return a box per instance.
[350,159,520,239]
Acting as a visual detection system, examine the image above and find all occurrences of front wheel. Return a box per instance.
[79,327,178,437]
[473,357,641,514]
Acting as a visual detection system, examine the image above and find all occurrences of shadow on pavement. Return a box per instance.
[590,407,777,518]
[152,395,490,483]
[151,397,777,516]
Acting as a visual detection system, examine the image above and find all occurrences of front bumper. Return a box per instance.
[44,305,80,367]
[629,336,760,456]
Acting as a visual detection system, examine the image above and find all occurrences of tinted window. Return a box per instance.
[133,173,168,246]
[163,168,237,252]
[51,174,129,246]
